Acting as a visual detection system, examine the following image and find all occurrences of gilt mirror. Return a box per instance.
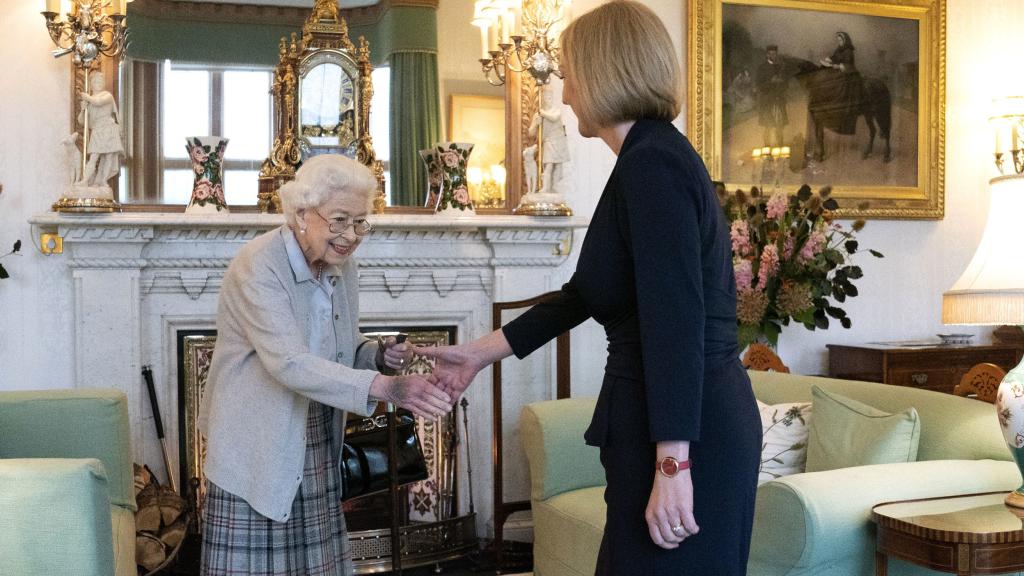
[300,55,359,158]
[112,0,520,212]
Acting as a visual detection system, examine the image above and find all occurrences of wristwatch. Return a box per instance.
[656,456,692,478]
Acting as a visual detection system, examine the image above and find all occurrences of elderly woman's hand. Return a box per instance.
[369,374,452,419]
[379,336,415,371]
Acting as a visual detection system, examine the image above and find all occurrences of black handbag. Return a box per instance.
[340,412,429,501]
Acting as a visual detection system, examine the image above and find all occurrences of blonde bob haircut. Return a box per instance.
[278,154,377,229]
[559,0,681,129]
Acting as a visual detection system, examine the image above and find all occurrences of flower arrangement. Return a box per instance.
[718,184,883,349]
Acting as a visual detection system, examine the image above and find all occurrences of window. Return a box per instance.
[370,66,391,203]
[161,61,273,206]
[121,60,391,207]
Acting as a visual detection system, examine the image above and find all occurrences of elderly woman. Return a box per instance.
[199,154,451,575]
[419,2,760,574]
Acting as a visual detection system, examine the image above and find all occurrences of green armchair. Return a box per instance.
[521,371,1024,576]
[0,388,137,576]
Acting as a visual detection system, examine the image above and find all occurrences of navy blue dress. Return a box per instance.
[502,119,761,575]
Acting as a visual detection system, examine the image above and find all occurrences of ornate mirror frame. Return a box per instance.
[258,1,385,213]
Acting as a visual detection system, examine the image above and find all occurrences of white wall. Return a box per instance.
[0,1,74,389]
[2,0,1024,389]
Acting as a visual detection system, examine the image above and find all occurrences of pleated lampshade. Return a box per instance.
[942,174,1024,325]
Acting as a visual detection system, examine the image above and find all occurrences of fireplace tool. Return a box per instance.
[142,365,177,493]
[460,397,475,515]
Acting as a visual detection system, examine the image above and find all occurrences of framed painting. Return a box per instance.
[688,0,946,219]
[448,94,507,209]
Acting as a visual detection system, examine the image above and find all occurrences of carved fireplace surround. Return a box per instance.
[29,211,587,539]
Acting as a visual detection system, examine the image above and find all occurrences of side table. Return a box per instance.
[827,342,1023,395]
[872,492,1024,575]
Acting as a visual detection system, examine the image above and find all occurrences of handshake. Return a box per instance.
[369,336,484,420]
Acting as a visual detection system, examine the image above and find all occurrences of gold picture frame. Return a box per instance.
[688,0,946,219]
[448,94,508,210]
[180,332,217,529]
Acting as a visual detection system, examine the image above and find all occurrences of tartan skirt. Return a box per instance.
[200,401,354,576]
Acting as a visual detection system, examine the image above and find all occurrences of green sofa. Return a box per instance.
[521,371,1023,576]
[0,388,137,576]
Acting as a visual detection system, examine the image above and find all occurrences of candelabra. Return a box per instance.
[477,1,564,88]
[474,0,572,216]
[992,97,1024,176]
[42,0,129,66]
[41,0,130,212]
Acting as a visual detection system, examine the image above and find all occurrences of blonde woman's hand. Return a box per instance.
[413,344,485,404]
[646,469,699,550]
[370,374,451,419]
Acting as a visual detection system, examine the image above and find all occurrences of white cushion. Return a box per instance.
[757,399,812,485]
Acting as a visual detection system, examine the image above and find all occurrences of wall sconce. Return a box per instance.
[40,0,131,213]
[41,0,129,66]
[991,96,1024,176]
[473,0,572,216]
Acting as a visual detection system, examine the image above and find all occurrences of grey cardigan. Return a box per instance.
[199,226,379,521]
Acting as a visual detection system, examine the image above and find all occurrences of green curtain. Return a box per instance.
[126,6,438,67]
[389,51,441,207]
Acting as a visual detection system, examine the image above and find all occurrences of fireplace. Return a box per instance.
[30,211,584,546]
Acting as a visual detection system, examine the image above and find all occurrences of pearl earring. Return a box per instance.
[300,228,306,234]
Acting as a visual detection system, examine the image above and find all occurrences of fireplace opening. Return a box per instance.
[174,325,477,572]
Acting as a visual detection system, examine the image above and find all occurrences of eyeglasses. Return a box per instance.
[311,209,373,236]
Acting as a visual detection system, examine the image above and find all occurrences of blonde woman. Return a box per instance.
[199,154,451,575]
[419,2,761,574]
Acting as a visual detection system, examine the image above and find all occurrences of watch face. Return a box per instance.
[658,458,680,477]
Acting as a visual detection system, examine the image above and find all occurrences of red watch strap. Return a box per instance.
[656,457,692,477]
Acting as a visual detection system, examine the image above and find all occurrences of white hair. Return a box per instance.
[279,154,378,228]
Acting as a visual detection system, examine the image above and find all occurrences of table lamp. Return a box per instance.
[943,167,1024,507]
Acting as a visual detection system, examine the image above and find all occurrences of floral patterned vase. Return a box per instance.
[426,142,474,215]
[996,364,1024,507]
[185,136,229,214]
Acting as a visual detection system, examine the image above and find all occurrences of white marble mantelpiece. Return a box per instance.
[29,211,588,539]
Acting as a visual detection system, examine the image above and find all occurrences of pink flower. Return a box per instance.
[730,220,751,256]
[454,186,470,205]
[757,244,780,290]
[192,179,213,201]
[212,183,225,205]
[442,151,460,168]
[766,192,788,220]
[428,171,442,187]
[782,235,795,260]
[190,145,209,166]
[798,230,827,263]
[734,259,753,291]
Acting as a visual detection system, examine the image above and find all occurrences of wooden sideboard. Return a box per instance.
[826,342,1023,395]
